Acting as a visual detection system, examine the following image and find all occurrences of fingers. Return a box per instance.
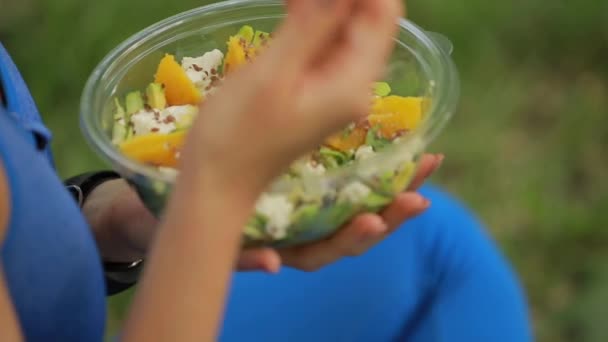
[298,0,403,132]
[278,214,387,271]
[265,0,354,74]
[407,154,444,191]
[236,248,282,273]
[345,192,430,255]
[340,0,403,84]
[379,191,430,229]
[279,190,430,271]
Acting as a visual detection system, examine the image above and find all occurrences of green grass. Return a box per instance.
[2,0,608,341]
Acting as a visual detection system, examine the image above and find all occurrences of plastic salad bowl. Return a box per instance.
[80,0,459,248]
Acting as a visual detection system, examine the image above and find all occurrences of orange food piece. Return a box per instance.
[154,54,202,106]
[119,131,186,168]
[325,127,367,152]
[224,36,251,75]
[369,96,423,138]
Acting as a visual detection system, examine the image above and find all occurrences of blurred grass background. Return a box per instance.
[1,0,607,341]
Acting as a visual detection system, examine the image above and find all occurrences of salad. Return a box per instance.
[111,25,425,246]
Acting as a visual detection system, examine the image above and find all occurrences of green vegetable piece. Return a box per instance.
[244,214,268,240]
[146,83,167,110]
[365,125,391,150]
[364,192,392,212]
[392,162,416,193]
[174,105,198,130]
[328,203,355,229]
[238,25,255,43]
[377,169,396,194]
[125,91,144,115]
[245,214,267,240]
[253,30,271,48]
[291,204,320,223]
[373,82,392,97]
[124,91,143,140]
[319,147,351,169]
[111,98,127,145]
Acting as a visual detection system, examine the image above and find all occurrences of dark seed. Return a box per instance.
[192,64,203,72]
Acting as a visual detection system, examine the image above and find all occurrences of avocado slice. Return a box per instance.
[111,98,128,145]
[363,191,392,212]
[125,91,144,114]
[172,105,199,130]
[146,83,167,110]
[373,82,392,97]
[252,30,271,48]
[124,91,144,139]
[238,25,255,44]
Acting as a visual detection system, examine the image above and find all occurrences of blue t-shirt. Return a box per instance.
[0,43,106,341]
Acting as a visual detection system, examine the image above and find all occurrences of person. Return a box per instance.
[0,0,532,341]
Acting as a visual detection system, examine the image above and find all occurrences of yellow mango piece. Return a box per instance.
[325,127,367,152]
[224,36,251,75]
[369,96,423,138]
[154,54,202,106]
[119,131,186,168]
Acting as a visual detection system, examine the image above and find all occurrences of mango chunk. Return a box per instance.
[119,131,186,168]
[369,96,423,138]
[154,54,202,106]
[325,127,367,152]
[224,36,251,75]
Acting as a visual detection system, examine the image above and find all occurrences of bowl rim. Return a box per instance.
[80,0,460,185]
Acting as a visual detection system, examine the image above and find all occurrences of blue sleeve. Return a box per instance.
[220,185,532,342]
[0,43,54,163]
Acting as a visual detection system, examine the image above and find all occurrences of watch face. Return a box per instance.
[66,185,84,207]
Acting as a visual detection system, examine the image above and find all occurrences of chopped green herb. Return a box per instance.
[365,125,391,150]
[319,147,353,169]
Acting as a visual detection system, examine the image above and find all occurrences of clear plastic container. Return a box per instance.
[80,0,459,248]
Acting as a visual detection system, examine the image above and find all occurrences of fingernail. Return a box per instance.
[435,154,445,169]
[422,198,431,209]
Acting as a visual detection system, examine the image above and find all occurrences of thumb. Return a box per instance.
[262,0,355,75]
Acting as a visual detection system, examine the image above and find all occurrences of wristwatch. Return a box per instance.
[64,171,144,296]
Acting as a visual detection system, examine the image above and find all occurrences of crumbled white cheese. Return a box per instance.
[355,145,375,161]
[162,105,198,126]
[255,194,294,239]
[130,109,176,136]
[339,181,371,204]
[181,49,224,94]
[158,167,179,180]
[301,161,326,177]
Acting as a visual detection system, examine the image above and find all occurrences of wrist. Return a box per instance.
[83,179,151,262]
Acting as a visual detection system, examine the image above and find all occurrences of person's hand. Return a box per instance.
[180,0,404,196]
[84,153,443,270]
[238,153,444,272]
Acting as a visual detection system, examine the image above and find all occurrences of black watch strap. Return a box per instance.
[64,171,121,207]
[64,171,143,296]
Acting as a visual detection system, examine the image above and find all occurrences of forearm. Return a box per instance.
[121,170,256,342]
